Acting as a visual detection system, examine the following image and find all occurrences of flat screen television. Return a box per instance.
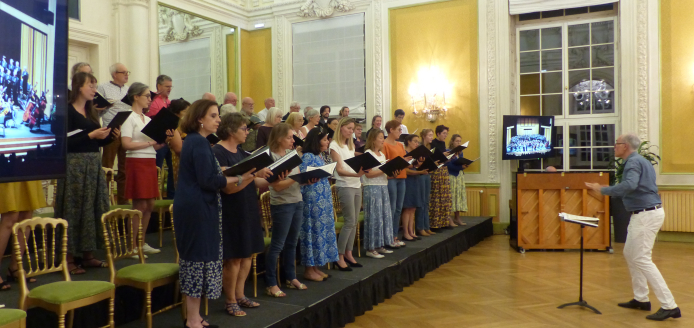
[502,115,554,160]
[0,0,67,182]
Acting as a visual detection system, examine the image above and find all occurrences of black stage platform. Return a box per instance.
[0,216,493,328]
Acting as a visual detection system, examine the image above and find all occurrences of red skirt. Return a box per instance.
[124,158,159,200]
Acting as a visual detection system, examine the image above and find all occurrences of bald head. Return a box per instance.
[241,97,254,116]
[264,98,275,109]
[224,92,238,106]
[202,93,216,102]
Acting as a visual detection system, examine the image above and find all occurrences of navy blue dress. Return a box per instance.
[212,144,265,259]
[173,132,227,298]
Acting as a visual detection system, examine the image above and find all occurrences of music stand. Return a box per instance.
[557,214,602,315]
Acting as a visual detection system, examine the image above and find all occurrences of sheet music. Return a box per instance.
[67,129,83,137]
[559,213,599,227]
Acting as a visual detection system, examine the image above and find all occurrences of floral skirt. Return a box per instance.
[363,185,393,250]
[429,167,452,229]
[179,259,223,299]
[449,174,468,212]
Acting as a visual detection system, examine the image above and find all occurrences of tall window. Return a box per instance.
[68,0,80,20]
[517,17,617,171]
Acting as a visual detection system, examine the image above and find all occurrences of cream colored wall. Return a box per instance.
[68,0,115,82]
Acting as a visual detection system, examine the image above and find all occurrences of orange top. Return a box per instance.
[383,141,407,179]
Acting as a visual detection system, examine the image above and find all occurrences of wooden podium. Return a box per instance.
[516,172,611,252]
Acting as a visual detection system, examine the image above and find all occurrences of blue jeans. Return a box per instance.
[387,179,406,238]
[265,202,303,287]
[416,174,432,231]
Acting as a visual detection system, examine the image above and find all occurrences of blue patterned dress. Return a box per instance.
[299,153,339,266]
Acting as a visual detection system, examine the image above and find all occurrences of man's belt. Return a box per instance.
[630,204,662,215]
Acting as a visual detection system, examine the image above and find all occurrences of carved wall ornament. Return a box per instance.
[298,0,355,18]
[159,7,204,42]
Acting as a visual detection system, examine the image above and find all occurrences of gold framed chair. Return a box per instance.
[103,167,130,211]
[251,191,279,297]
[101,209,180,328]
[154,167,174,247]
[12,217,115,328]
[331,185,360,257]
[0,308,26,328]
[169,205,208,317]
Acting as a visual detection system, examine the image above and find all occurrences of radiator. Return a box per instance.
[660,191,694,232]
[461,189,483,216]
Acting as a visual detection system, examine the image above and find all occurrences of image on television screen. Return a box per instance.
[502,115,554,160]
[0,0,67,182]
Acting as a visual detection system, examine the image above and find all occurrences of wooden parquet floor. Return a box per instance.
[347,235,694,328]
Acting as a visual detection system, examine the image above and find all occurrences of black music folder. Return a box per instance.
[454,156,479,166]
[293,135,304,147]
[344,152,381,172]
[120,91,158,107]
[397,128,418,142]
[405,145,432,160]
[93,92,114,108]
[223,146,273,177]
[416,156,444,172]
[430,147,451,163]
[266,150,303,183]
[449,141,469,154]
[207,134,220,145]
[106,111,132,129]
[378,156,412,177]
[141,108,180,144]
[289,162,337,184]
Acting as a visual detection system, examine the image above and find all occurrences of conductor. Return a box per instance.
[586,133,680,321]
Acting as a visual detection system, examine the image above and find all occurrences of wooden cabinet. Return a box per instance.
[517,172,611,251]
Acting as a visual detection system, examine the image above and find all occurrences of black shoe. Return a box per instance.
[441,226,454,230]
[646,307,681,321]
[384,244,400,250]
[334,262,353,271]
[618,299,651,311]
[201,319,219,328]
[414,236,422,240]
[346,259,363,268]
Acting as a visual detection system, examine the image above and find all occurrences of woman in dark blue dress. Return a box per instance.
[212,113,273,317]
[174,100,241,328]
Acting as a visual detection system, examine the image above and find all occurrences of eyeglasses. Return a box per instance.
[139,93,151,99]
[116,71,131,76]
[615,142,625,146]
[238,127,248,132]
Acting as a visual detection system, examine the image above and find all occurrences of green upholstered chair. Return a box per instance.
[12,217,115,328]
[0,308,27,328]
[254,191,280,297]
[154,167,174,247]
[101,209,180,328]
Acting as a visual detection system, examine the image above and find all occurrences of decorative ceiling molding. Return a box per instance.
[297,0,355,18]
[159,7,204,42]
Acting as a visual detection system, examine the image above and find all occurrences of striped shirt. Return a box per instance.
[97,81,131,127]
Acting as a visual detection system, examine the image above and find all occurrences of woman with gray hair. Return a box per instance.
[255,107,283,148]
[120,82,171,256]
[68,62,92,91]
[300,108,320,137]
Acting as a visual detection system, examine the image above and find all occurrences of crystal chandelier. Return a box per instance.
[572,79,611,107]
[408,67,451,122]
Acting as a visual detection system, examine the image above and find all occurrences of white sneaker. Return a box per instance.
[130,249,149,259]
[377,248,393,254]
[366,251,384,259]
[142,243,161,254]
[397,241,406,247]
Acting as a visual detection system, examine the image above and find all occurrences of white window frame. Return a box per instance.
[516,16,619,171]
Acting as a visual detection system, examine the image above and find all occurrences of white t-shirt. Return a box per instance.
[400,124,409,134]
[361,149,388,186]
[256,108,269,121]
[329,140,361,188]
[120,112,156,158]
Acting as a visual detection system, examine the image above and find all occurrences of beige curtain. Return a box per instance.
[20,24,47,94]
[509,0,618,15]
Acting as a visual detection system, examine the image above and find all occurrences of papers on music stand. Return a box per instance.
[559,213,599,227]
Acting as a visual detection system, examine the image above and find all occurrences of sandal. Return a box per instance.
[285,280,307,290]
[224,302,246,316]
[237,297,259,308]
[81,257,108,268]
[6,267,36,283]
[266,287,286,298]
[67,262,86,275]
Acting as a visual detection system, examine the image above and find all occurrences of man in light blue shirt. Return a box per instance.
[586,133,680,321]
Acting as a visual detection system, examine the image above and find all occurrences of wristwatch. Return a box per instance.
[236,175,243,186]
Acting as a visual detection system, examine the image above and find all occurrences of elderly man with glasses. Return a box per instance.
[586,133,681,321]
[98,62,131,205]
